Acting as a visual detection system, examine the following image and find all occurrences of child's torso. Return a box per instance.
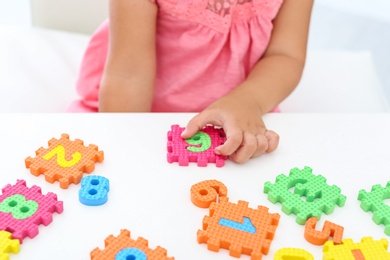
[152,0,283,112]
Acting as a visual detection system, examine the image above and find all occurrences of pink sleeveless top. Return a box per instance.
[69,0,284,112]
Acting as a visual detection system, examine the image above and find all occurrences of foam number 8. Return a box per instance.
[185,131,211,152]
[79,175,110,206]
[0,194,38,220]
[43,145,82,168]
[115,248,147,260]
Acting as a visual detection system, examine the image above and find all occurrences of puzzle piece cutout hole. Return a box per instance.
[288,182,322,203]
[384,198,390,207]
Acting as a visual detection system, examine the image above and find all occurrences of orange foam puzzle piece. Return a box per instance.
[191,179,228,208]
[25,133,104,189]
[304,217,344,245]
[197,196,280,260]
[90,229,174,260]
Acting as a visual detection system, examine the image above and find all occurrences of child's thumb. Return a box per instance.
[181,115,206,138]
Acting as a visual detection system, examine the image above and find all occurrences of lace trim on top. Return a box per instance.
[207,0,252,17]
[156,0,283,33]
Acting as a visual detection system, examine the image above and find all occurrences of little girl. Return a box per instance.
[68,0,313,163]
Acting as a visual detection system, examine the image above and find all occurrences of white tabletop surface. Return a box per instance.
[1,113,390,260]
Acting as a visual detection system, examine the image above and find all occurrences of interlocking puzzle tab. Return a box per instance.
[358,181,390,236]
[0,180,63,243]
[25,133,104,189]
[191,180,280,260]
[0,231,20,260]
[167,125,227,167]
[79,175,110,206]
[304,217,344,245]
[90,229,174,260]
[274,248,314,260]
[264,166,347,225]
[323,237,390,259]
[191,179,228,208]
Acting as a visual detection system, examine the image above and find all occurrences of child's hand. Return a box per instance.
[181,93,279,164]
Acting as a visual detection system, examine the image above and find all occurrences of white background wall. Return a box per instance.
[316,0,390,23]
[309,0,390,103]
[0,0,30,26]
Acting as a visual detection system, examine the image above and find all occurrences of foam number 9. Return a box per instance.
[185,131,211,152]
[191,180,228,208]
[43,145,82,168]
[0,194,38,220]
[79,176,110,206]
[115,248,147,260]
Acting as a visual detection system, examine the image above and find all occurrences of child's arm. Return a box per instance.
[99,0,157,112]
[181,0,314,163]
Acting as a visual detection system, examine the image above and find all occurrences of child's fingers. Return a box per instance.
[229,132,257,163]
[181,113,208,138]
[215,126,243,156]
[251,134,269,158]
[265,130,280,153]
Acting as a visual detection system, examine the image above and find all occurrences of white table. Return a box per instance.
[1,113,390,259]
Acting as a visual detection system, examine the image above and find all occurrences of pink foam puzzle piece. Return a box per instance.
[0,179,63,243]
[167,125,227,167]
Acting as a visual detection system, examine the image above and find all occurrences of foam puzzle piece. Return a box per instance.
[0,231,20,260]
[191,179,228,208]
[79,175,110,206]
[25,133,104,189]
[358,181,390,236]
[167,125,227,167]
[274,248,314,260]
[197,196,280,260]
[304,217,344,245]
[0,179,63,243]
[90,229,174,260]
[323,237,390,259]
[264,166,347,225]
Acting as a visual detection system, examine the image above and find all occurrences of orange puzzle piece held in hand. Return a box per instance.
[25,133,104,189]
[304,217,344,245]
[191,180,280,260]
[90,229,174,260]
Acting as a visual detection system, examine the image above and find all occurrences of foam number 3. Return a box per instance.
[43,145,81,168]
[185,131,211,152]
[115,248,147,260]
[0,194,38,220]
[79,175,110,206]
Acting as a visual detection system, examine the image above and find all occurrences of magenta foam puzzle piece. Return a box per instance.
[167,125,227,167]
[0,179,63,243]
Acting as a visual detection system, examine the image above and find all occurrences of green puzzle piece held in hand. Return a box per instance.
[185,131,211,152]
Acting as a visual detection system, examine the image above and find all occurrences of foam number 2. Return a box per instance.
[43,145,81,168]
[115,248,147,260]
[185,131,211,152]
[0,194,38,220]
[79,175,110,206]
